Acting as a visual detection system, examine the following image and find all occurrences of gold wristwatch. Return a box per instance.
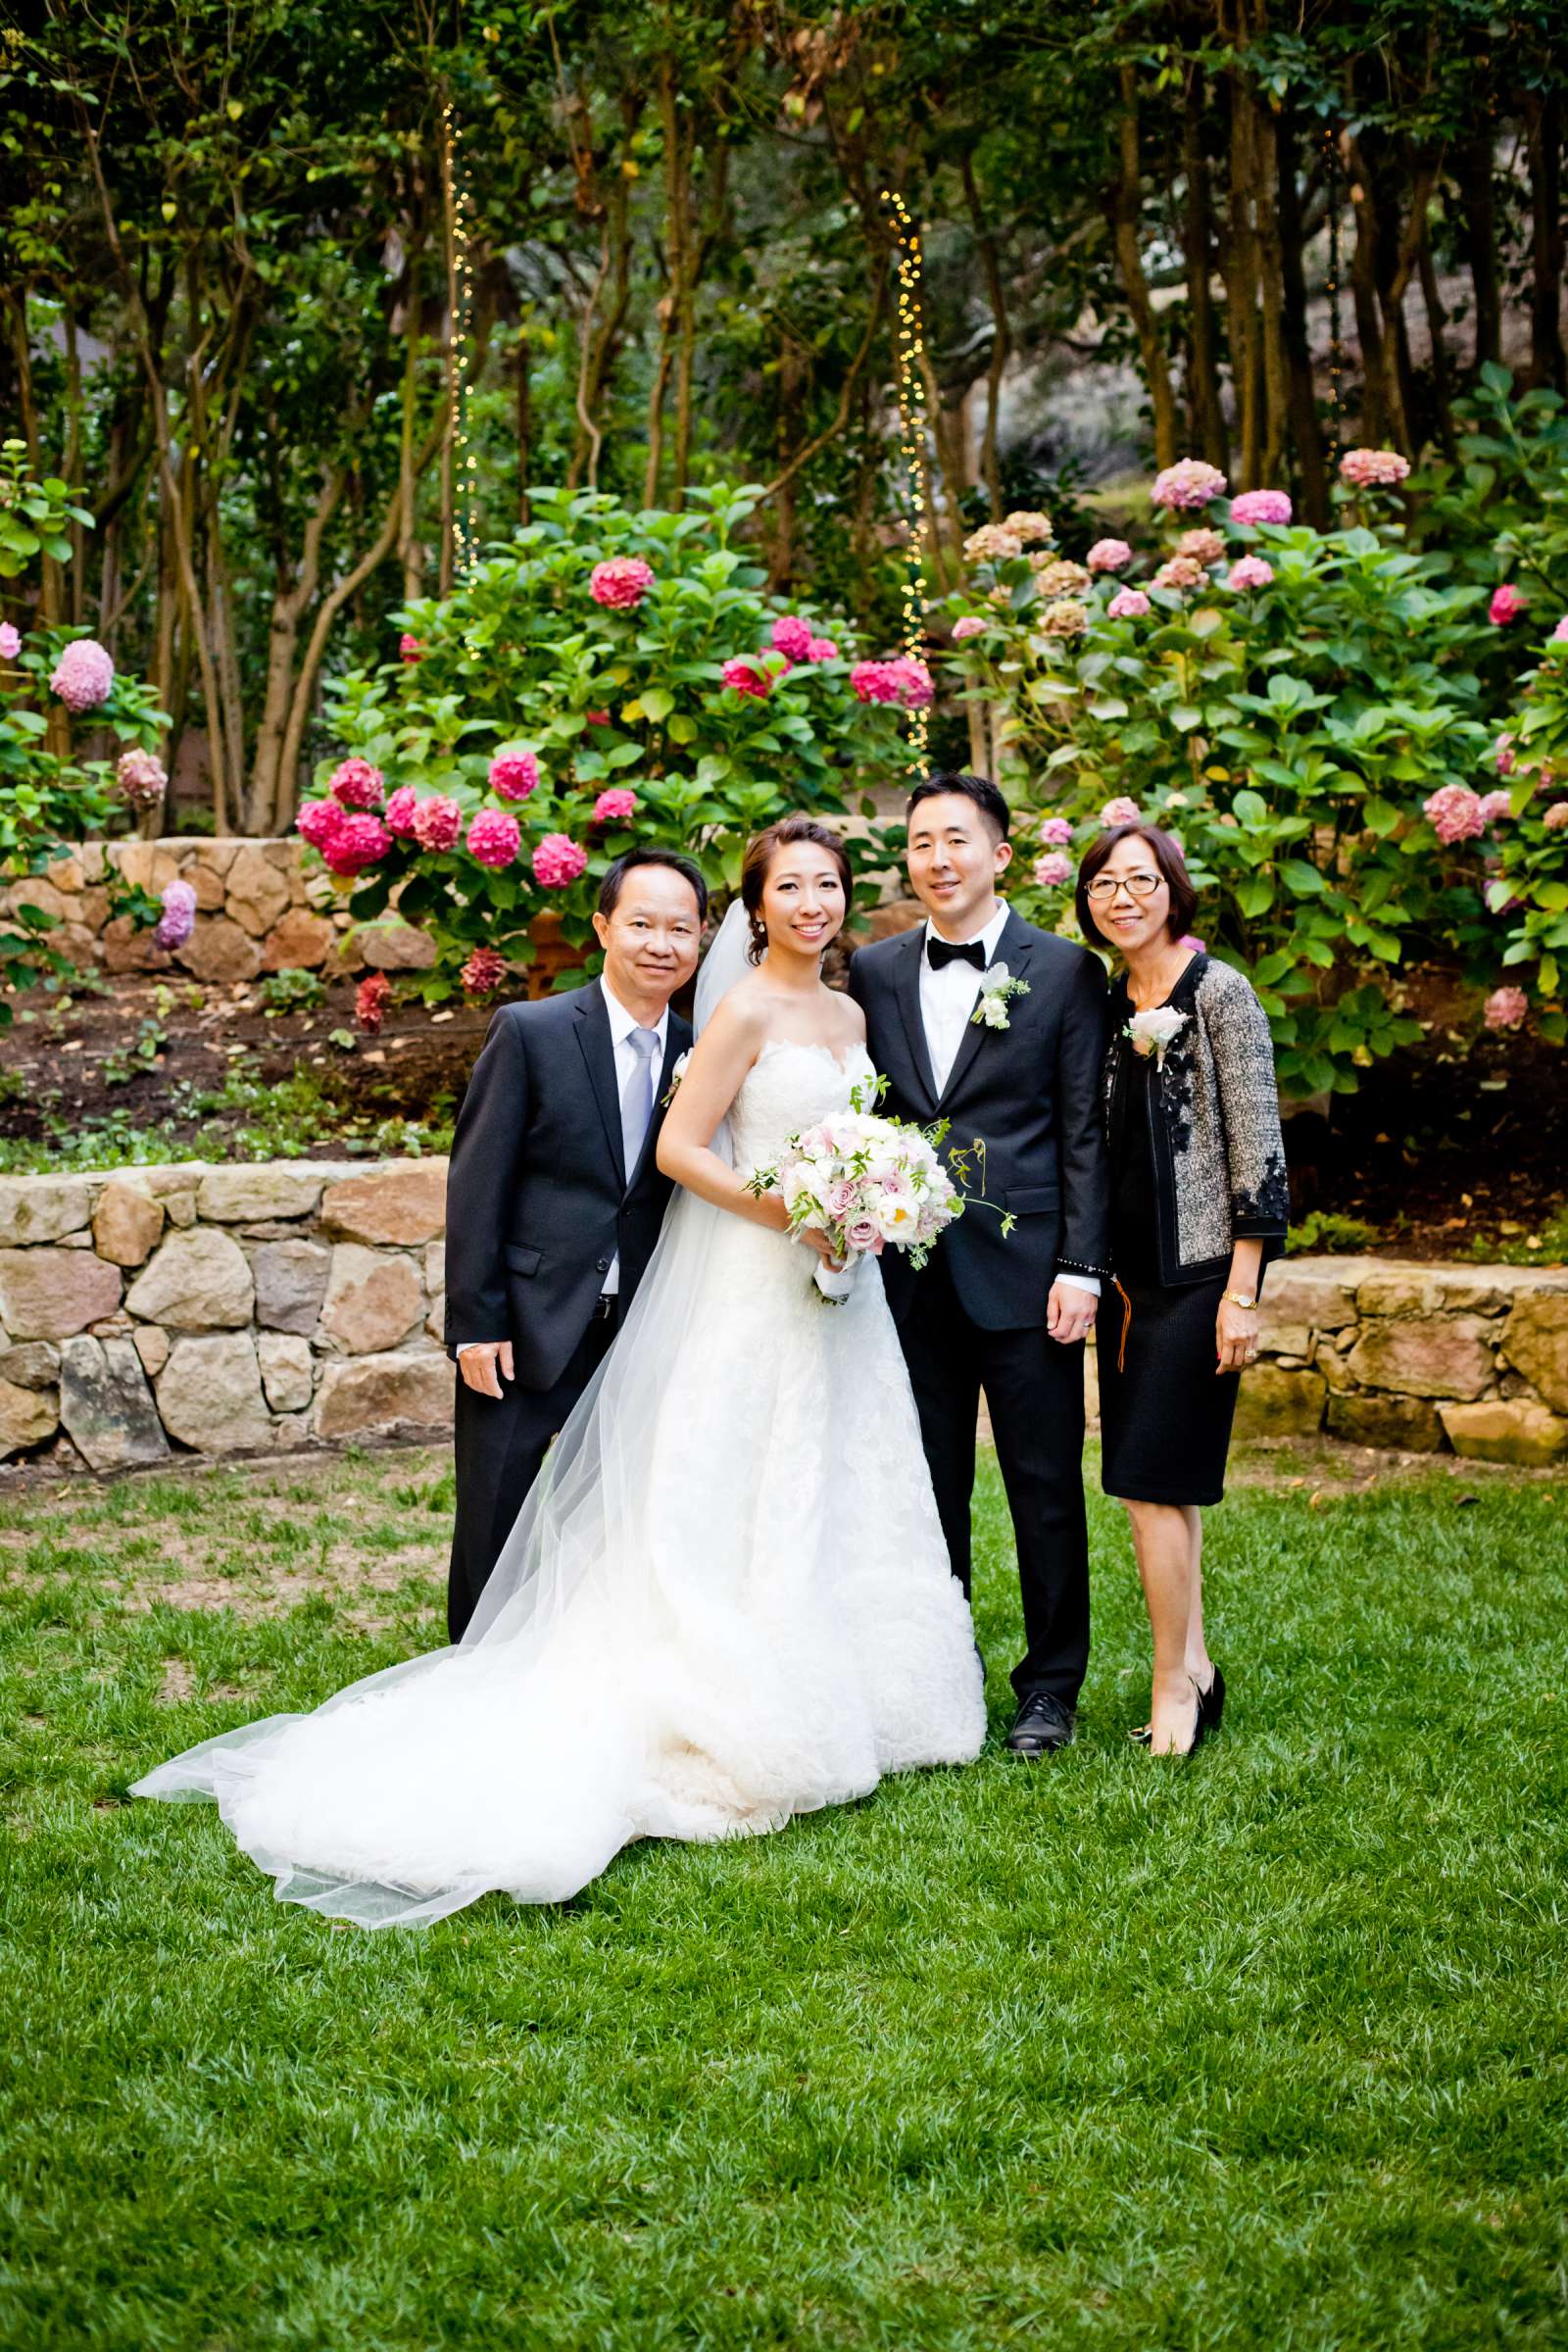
[1221,1289,1256,1310]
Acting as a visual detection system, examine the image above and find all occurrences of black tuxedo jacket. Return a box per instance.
[848,911,1111,1331]
[443,982,692,1391]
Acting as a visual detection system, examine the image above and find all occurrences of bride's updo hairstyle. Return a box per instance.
[740,817,853,963]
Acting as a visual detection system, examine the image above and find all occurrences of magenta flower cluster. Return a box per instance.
[323,814,393,876]
[154,879,197,952]
[851,656,933,709]
[1484,986,1529,1033]
[466,808,522,869]
[1339,448,1410,490]
[384,786,419,838]
[0,621,20,661]
[1151,460,1228,512]
[1424,784,1488,846]
[49,637,115,711]
[1087,538,1132,574]
[327,757,385,809]
[593,788,638,824]
[533,833,588,888]
[1230,490,1292,527]
[1033,852,1072,889]
[489,750,541,801]
[412,796,463,855]
[721,657,771,700]
[1226,556,1275,592]
[589,557,655,612]
[1489,584,1527,626]
[1038,816,1074,847]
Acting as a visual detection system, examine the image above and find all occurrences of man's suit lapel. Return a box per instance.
[894,927,940,1110]
[937,911,1036,1108]
[574,982,626,1189]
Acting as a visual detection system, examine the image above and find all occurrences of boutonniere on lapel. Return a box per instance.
[970,963,1030,1031]
[1124,1006,1188,1068]
[661,1050,692,1109]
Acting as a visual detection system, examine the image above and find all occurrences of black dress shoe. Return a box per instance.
[1006,1692,1075,1756]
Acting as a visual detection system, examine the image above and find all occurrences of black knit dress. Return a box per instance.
[1098,996,1242,1506]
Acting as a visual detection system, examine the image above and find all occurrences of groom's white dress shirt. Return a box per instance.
[458,976,668,1351]
[919,905,1099,1302]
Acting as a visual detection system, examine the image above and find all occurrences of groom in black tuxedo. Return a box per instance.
[443,849,705,1641]
[849,773,1110,1754]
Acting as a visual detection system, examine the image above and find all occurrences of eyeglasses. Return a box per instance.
[1085,869,1163,903]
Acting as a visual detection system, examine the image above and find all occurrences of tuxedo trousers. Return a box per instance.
[895,1249,1090,1706]
[447,1307,617,1643]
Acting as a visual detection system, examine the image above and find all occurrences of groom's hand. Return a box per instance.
[459,1341,514,1398]
[1046,1282,1097,1345]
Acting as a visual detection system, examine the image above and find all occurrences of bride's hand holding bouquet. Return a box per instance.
[745,1077,967,1300]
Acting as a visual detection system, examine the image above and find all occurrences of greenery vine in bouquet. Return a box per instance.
[1,439,170,1016]
[936,450,1514,1097]
[294,481,928,1003]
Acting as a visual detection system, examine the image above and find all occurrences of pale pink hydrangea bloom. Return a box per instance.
[1087,538,1132,573]
[1494,733,1516,776]
[850,660,903,705]
[1102,796,1141,826]
[1552,616,1568,642]
[154,879,197,951]
[384,786,420,838]
[806,636,839,662]
[1424,784,1487,845]
[1484,986,1528,1032]
[952,615,988,642]
[1031,557,1092,597]
[589,557,655,610]
[1478,791,1514,823]
[116,749,168,809]
[1153,555,1206,592]
[533,833,588,888]
[1151,459,1228,511]
[466,808,522,868]
[1489,584,1527,626]
[489,751,541,801]
[1226,556,1275,591]
[0,621,20,661]
[1175,527,1225,566]
[1338,448,1410,490]
[770,614,813,662]
[593,788,638,824]
[49,637,115,710]
[722,657,771,699]
[1033,852,1072,888]
[1039,815,1074,847]
[321,814,392,876]
[962,523,1023,564]
[411,795,463,854]
[1107,587,1151,619]
[327,757,385,809]
[296,799,344,853]
[1003,510,1054,546]
[886,655,935,707]
[1230,489,1293,527]
[1543,802,1568,831]
[1039,598,1089,637]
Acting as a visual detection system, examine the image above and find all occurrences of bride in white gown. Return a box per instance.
[133,817,987,1926]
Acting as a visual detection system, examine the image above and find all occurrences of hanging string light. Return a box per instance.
[440,93,479,582]
[881,187,932,769]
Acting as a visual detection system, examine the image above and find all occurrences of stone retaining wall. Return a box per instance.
[1,1163,1563,1472]
[0,1159,452,1471]
[0,838,433,985]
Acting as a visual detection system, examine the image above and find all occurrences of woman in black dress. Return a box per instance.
[1077,823,1288,1757]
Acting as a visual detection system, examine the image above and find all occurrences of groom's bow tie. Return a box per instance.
[926,935,987,972]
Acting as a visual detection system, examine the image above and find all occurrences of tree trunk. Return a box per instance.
[399,232,427,603]
[1221,10,1264,487]
[959,150,1011,518]
[1416,218,1457,458]
[1526,90,1566,392]
[1180,75,1227,473]
[1458,120,1500,371]
[1343,131,1404,448]
[1276,103,1329,522]
[1109,61,1179,468]
[248,468,344,833]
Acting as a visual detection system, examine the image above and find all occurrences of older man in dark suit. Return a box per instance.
[443,849,705,1640]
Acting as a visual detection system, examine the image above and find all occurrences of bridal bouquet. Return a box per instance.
[744,1078,967,1301]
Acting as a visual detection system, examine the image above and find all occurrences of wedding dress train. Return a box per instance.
[132,1040,987,1925]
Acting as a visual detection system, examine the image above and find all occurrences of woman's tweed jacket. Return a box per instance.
[1102,953,1289,1286]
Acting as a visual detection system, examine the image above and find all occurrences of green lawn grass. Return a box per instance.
[2,1443,1565,2350]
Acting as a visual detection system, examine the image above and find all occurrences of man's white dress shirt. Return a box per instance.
[458,976,668,1351]
[919,906,1098,1302]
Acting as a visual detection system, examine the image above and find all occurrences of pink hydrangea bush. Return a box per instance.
[593,788,638,824]
[1338,448,1410,490]
[296,799,345,853]
[1494,733,1516,776]
[49,638,115,711]
[1484,986,1529,1031]
[1490,584,1528,626]
[952,615,988,642]
[722,658,771,699]
[770,614,813,662]
[1004,510,1054,546]
[399,633,424,664]
[411,795,463,855]
[1151,459,1227,512]
[384,786,420,838]
[1087,539,1132,573]
[1544,802,1568,831]
[1153,555,1206,593]
[327,757,385,809]
[1174,528,1225,566]
[1478,791,1514,823]
[1424,784,1487,845]
[589,557,655,611]
[533,833,588,888]
[962,523,1024,564]
[461,946,509,997]
[116,749,168,810]
[1226,556,1275,592]
[1229,489,1293,527]
[321,813,392,876]
[488,750,541,801]
[850,661,904,706]
[1102,796,1141,826]
[1039,599,1089,638]
[1106,587,1151,619]
[806,636,839,662]
[1033,851,1072,888]
[154,878,197,952]
[466,808,522,868]
[1038,815,1074,847]
[0,621,20,661]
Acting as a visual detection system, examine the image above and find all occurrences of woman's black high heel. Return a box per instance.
[1131,1662,1223,1748]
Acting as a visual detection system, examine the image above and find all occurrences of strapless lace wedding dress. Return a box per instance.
[133,1041,986,1925]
